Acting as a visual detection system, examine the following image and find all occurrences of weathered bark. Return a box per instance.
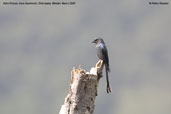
[59,60,104,114]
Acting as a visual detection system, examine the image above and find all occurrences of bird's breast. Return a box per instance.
[96,45,104,60]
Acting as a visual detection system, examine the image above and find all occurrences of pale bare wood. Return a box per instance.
[59,60,104,114]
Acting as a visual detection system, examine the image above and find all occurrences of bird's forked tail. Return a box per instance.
[105,64,112,93]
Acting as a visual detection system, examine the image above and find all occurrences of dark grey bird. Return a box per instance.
[92,38,112,93]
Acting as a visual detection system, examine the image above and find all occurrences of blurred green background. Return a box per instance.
[0,0,171,114]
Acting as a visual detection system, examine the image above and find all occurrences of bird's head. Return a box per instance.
[92,38,104,44]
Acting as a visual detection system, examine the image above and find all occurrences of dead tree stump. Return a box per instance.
[59,60,104,114]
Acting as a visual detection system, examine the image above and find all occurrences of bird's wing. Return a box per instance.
[101,45,109,66]
[101,46,109,63]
